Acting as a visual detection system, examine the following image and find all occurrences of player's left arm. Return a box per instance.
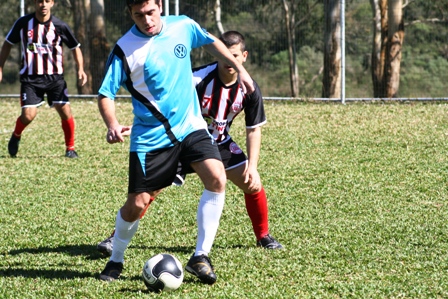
[244,126,262,193]
[71,47,87,86]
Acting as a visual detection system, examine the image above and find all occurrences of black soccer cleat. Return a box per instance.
[256,234,284,249]
[185,254,217,285]
[97,235,114,257]
[99,260,123,282]
[65,149,79,158]
[8,134,20,157]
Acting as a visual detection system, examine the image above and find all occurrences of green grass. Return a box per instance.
[0,99,447,298]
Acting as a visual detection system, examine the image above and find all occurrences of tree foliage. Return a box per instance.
[0,0,446,98]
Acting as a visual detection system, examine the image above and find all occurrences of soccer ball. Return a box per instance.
[142,253,184,292]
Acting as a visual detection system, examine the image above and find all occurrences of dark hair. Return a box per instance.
[126,0,161,11]
[219,31,246,52]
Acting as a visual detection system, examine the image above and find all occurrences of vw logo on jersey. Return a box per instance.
[174,44,187,58]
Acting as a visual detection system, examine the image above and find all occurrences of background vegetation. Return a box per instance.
[0,0,446,98]
[0,99,447,298]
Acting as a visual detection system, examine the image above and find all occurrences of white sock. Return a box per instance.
[195,189,225,256]
[110,210,140,263]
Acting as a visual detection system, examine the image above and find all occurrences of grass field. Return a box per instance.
[0,99,447,298]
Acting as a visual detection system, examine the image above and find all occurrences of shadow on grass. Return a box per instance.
[0,267,93,279]
[120,273,212,294]
[129,244,250,252]
[1,244,219,285]
[118,275,209,294]
[5,243,249,260]
[7,244,103,260]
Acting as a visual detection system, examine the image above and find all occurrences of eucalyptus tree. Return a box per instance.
[90,0,110,94]
[71,0,109,94]
[322,0,341,98]
[370,0,404,98]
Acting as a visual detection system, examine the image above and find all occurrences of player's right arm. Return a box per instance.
[97,46,132,143]
[0,42,13,83]
[98,95,132,144]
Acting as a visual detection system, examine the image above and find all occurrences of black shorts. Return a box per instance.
[218,138,247,170]
[20,75,69,108]
[174,138,247,186]
[128,129,222,193]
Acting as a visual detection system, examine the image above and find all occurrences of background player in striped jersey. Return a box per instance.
[0,0,87,158]
[192,30,283,249]
[97,30,282,256]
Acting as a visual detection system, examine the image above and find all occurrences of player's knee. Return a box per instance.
[203,172,226,193]
[20,113,35,124]
[214,173,227,192]
[122,193,150,221]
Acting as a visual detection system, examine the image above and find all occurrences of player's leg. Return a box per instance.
[97,169,180,256]
[223,140,283,249]
[99,150,180,281]
[97,195,156,257]
[97,163,186,256]
[8,83,42,157]
[180,130,225,284]
[49,79,77,158]
[99,192,149,281]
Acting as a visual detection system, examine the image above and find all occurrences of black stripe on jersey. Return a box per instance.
[196,67,241,120]
[42,22,49,74]
[32,19,39,75]
[111,45,179,146]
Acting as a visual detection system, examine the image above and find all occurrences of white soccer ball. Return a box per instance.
[142,253,184,292]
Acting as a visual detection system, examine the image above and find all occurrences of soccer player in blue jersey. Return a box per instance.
[0,0,87,158]
[97,30,282,257]
[97,0,254,285]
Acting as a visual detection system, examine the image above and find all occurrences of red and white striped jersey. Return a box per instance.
[193,62,266,144]
[5,13,80,79]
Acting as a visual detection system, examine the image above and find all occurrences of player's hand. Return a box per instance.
[244,166,262,193]
[78,70,88,86]
[238,69,255,94]
[121,125,132,136]
[106,125,132,144]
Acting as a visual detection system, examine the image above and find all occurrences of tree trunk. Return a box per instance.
[322,0,341,98]
[370,0,383,97]
[385,0,404,97]
[90,0,110,93]
[215,0,225,35]
[282,0,299,97]
[370,0,404,98]
[379,0,388,96]
[72,0,92,94]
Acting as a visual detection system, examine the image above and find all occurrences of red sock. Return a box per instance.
[61,117,75,150]
[140,197,155,219]
[13,117,28,138]
[244,188,269,241]
[109,197,154,238]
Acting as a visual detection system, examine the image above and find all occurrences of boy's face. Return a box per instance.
[130,0,163,37]
[35,0,54,19]
[218,43,248,76]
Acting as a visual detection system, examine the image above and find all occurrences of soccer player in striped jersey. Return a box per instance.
[0,0,87,158]
[97,30,282,259]
[192,30,283,250]
[96,0,254,285]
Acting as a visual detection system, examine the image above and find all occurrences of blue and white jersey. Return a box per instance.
[99,15,214,152]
